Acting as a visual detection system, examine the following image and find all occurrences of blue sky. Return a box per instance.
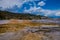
[0,0,60,18]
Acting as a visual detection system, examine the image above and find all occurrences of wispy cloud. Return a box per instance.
[24,1,46,13]
[24,6,60,16]
[23,0,60,17]
[38,1,46,6]
[24,6,42,13]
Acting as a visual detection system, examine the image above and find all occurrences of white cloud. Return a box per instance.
[38,1,46,6]
[0,0,23,10]
[23,0,46,14]
[40,9,55,16]
[24,0,60,17]
[0,0,39,10]
[24,5,60,17]
[24,6,53,15]
[24,6,42,13]
[55,11,60,16]
[0,0,60,17]
[24,0,39,2]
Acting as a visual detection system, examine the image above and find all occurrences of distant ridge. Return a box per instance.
[0,11,49,20]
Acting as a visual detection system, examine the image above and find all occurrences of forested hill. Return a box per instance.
[0,11,49,20]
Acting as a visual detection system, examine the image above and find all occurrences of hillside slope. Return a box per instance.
[0,11,49,20]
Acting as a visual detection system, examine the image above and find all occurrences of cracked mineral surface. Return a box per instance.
[0,20,60,40]
[0,27,60,40]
